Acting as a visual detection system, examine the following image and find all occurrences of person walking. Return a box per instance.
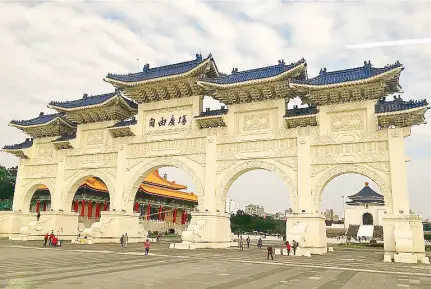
[239,236,244,251]
[120,235,124,249]
[37,211,41,222]
[292,240,298,256]
[257,237,263,250]
[43,233,49,247]
[144,239,151,255]
[246,236,250,248]
[267,244,274,260]
[124,233,128,248]
[286,241,291,256]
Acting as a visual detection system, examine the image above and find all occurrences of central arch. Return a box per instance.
[312,164,392,213]
[216,160,297,212]
[125,157,204,213]
[61,170,116,212]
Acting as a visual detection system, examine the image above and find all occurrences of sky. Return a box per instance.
[0,0,429,218]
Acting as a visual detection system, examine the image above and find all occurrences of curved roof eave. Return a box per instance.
[104,57,213,87]
[196,62,306,89]
[48,95,137,112]
[291,66,403,90]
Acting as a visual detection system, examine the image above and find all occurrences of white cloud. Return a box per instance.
[0,1,429,218]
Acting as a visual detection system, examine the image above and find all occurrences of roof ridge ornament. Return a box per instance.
[143,63,150,71]
[231,68,239,74]
[196,53,203,62]
[83,93,88,99]
[319,68,327,75]
[278,59,285,66]
[39,112,44,117]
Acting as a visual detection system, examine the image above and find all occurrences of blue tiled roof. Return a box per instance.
[10,112,70,127]
[285,105,318,117]
[53,133,76,142]
[200,58,306,85]
[49,91,137,110]
[196,107,228,117]
[106,54,212,83]
[3,138,33,150]
[348,183,384,200]
[375,95,429,113]
[296,60,403,86]
[110,117,137,128]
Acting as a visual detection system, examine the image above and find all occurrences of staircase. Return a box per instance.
[346,225,360,238]
[357,225,374,239]
[373,225,384,240]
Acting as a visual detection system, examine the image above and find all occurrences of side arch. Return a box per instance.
[216,160,297,212]
[61,170,116,212]
[125,157,204,213]
[312,164,392,213]
[21,180,55,212]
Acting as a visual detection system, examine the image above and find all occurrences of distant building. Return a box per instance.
[245,204,264,217]
[344,182,385,227]
[225,198,240,214]
[324,209,340,222]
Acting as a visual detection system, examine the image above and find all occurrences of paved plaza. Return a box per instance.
[0,240,430,289]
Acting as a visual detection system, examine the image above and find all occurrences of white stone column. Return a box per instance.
[53,158,65,211]
[296,136,312,213]
[202,134,217,212]
[12,159,26,211]
[387,128,410,214]
[114,145,127,212]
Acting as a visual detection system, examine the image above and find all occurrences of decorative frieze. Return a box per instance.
[86,131,105,146]
[23,164,57,179]
[127,138,206,159]
[311,142,388,164]
[217,139,297,161]
[330,112,365,132]
[65,153,117,170]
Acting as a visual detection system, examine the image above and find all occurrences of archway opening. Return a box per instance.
[30,185,51,212]
[71,177,110,227]
[131,167,198,236]
[321,174,385,243]
[225,169,292,243]
[362,212,374,225]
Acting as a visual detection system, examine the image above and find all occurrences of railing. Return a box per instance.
[197,107,228,117]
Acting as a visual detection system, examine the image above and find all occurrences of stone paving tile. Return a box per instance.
[0,240,430,289]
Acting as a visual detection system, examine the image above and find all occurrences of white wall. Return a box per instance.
[344,205,386,227]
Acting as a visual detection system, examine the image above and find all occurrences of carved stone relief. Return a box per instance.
[23,164,57,179]
[65,153,117,170]
[242,112,271,132]
[311,141,388,164]
[325,101,368,112]
[127,138,206,159]
[86,131,105,146]
[330,112,365,132]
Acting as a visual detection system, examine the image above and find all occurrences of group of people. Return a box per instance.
[120,233,151,255]
[238,235,299,260]
[43,231,61,247]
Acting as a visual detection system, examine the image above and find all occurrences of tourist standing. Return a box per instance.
[144,239,151,255]
[292,240,298,256]
[239,236,244,251]
[120,235,124,248]
[267,244,274,260]
[49,231,55,246]
[124,233,128,248]
[286,241,291,256]
[37,211,41,221]
[43,233,49,246]
[257,237,263,250]
[246,236,250,248]
[156,233,161,243]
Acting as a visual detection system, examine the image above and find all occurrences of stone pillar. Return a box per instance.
[285,136,327,255]
[382,128,428,264]
[202,134,217,212]
[53,157,65,211]
[114,145,127,212]
[12,160,26,211]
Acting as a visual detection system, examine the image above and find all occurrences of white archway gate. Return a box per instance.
[4,58,428,263]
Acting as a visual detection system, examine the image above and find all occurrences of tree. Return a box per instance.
[0,166,16,200]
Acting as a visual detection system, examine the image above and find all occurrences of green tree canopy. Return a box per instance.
[0,166,17,199]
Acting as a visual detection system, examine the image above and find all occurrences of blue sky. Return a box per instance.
[0,0,429,218]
